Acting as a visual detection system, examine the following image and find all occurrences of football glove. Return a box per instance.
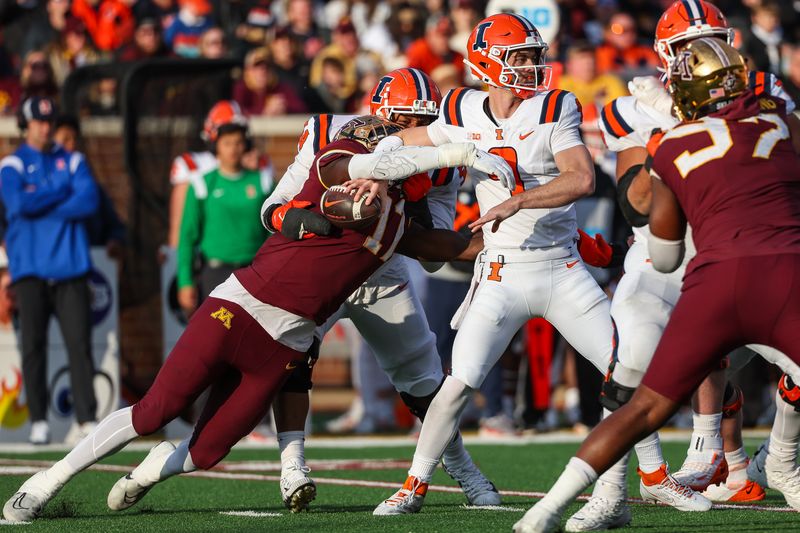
[576,229,628,268]
[264,200,334,241]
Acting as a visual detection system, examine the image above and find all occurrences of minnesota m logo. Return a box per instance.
[210,306,234,329]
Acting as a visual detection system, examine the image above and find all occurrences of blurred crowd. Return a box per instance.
[0,0,799,441]
[0,0,798,118]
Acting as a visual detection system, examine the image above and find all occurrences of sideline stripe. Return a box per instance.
[0,463,793,513]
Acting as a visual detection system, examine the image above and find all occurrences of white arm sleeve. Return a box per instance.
[550,93,586,154]
[347,143,477,181]
[648,233,685,273]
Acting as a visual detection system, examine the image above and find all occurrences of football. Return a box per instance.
[320,185,382,230]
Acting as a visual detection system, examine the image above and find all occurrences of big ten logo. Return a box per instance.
[88,269,112,326]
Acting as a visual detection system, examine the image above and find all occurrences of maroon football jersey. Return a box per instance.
[235,139,407,324]
[652,91,800,276]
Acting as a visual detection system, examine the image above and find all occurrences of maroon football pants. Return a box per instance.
[131,297,304,469]
[642,253,800,403]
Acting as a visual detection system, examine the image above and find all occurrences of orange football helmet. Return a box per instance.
[369,68,441,122]
[655,0,733,69]
[201,100,248,143]
[464,13,551,100]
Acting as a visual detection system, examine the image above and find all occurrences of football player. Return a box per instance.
[372,13,616,515]
[168,101,274,249]
[567,2,799,528]
[514,38,800,533]
[263,68,502,512]
[2,116,513,523]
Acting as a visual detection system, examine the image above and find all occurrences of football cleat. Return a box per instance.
[443,458,501,506]
[3,471,63,522]
[373,475,428,515]
[513,502,561,533]
[702,460,765,502]
[108,441,176,511]
[565,495,631,532]
[638,465,712,511]
[746,440,769,489]
[479,414,520,438]
[672,449,728,491]
[280,461,316,512]
[765,465,800,510]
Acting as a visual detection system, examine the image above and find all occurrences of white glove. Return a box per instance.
[469,149,516,191]
[628,76,673,116]
[374,135,403,153]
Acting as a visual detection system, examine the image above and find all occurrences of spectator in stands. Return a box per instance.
[268,25,309,97]
[20,0,71,58]
[595,13,658,78]
[0,36,20,114]
[116,17,170,61]
[558,42,627,113]
[47,16,102,86]
[133,0,178,27]
[53,114,126,259]
[284,0,326,61]
[307,56,352,113]
[71,0,135,52]
[0,96,99,445]
[406,15,465,84]
[198,27,227,59]
[742,2,784,75]
[784,45,800,104]
[20,50,58,101]
[86,78,118,116]
[234,0,275,51]
[430,63,461,94]
[387,1,426,55]
[449,0,482,57]
[350,0,395,68]
[309,18,365,110]
[233,47,307,116]
[176,121,273,316]
[164,0,214,58]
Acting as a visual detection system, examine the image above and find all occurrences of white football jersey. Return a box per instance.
[263,113,459,231]
[598,71,796,276]
[426,87,584,253]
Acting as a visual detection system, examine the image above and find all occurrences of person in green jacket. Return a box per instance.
[177,122,273,316]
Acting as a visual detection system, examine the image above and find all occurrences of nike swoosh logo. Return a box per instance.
[566,260,579,268]
[519,131,535,140]
[123,493,139,504]
[323,199,347,208]
[286,361,298,370]
[12,493,29,510]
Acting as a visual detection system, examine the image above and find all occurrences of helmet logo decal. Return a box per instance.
[472,21,493,51]
[673,51,693,81]
[371,76,393,104]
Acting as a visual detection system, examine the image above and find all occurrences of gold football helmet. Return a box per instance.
[668,37,747,120]
[335,115,403,151]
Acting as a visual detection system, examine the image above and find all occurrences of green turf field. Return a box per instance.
[0,439,798,532]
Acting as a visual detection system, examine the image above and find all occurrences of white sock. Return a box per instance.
[725,447,749,486]
[634,432,664,474]
[50,407,139,484]
[593,451,629,498]
[768,390,800,471]
[725,447,748,468]
[538,457,598,514]
[277,431,306,472]
[690,412,723,452]
[409,376,473,482]
[159,438,197,480]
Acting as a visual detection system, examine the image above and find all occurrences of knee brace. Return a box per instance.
[600,376,636,412]
[278,337,320,393]
[778,373,800,412]
[721,382,743,418]
[400,377,445,421]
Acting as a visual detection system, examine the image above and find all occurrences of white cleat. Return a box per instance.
[108,441,176,511]
[638,465,711,511]
[565,495,631,531]
[373,476,428,515]
[3,471,63,522]
[765,465,800,510]
[513,503,561,533]
[443,459,501,506]
[280,461,316,512]
[702,461,765,503]
[672,449,728,491]
[746,440,770,489]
